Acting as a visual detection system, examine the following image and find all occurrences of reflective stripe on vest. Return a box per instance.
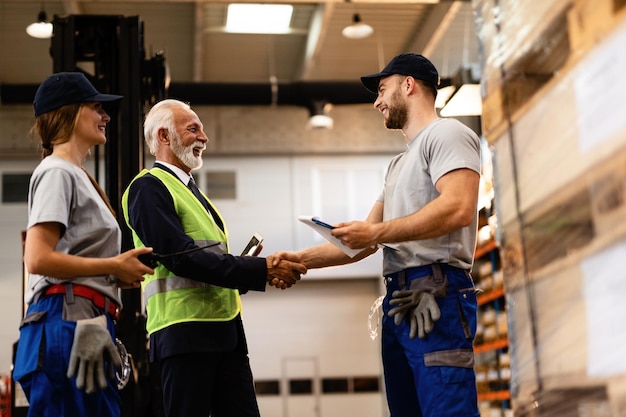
[143,239,226,301]
[144,275,211,300]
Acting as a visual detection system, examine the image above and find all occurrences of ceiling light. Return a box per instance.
[26,10,53,39]
[439,66,482,117]
[435,85,456,109]
[307,114,334,130]
[439,84,482,117]
[306,101,334,130]
[342,14,373,39]
[226,3,293,34]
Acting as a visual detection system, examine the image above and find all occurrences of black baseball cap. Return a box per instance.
[360,53,439,93]
[33,72,123,116]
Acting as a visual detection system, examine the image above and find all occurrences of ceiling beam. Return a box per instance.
[299,3,334,80]
[63,0,82,14]
[193,2,204,82]
[403,0,458,54]
[422,1,463,58]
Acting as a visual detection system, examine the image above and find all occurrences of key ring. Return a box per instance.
[368,295,385,341]
[115,338,131,390]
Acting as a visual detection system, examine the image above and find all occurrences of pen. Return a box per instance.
[311,217,335,229]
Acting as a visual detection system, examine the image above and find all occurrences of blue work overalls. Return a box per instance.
[382,263,480,417]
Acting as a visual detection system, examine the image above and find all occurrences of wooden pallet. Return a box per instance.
[478,0,626,143]
[497,145,626,292]
[568,0,626,57]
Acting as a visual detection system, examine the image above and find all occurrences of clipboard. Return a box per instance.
[298,215,366,258]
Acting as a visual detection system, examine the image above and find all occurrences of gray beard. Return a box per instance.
[170,134,203,171]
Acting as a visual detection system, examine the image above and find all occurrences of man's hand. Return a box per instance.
[330,221,380,249]
[265,255,307,289]
[67,315,122,393]
[270,251,302,265]
[388,290,441,339]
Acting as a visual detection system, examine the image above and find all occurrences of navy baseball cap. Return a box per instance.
[361,53,439,93]
[34,72,123,116]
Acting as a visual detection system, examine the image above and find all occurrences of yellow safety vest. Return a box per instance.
[121,167,241,335]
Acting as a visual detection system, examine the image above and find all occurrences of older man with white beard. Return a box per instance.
[121,99,306,417]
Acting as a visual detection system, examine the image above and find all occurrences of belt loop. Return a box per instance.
[398,270,406,288]
[64,282,75,305]
[431,264,444,285]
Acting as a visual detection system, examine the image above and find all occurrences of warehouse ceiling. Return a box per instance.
[0,0,480,104]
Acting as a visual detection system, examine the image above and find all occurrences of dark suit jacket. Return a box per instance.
[125,163,267,360]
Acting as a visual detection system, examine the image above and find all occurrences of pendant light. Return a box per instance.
[26,5,53,39]
[342,13,373,39]
[306,100,334,130]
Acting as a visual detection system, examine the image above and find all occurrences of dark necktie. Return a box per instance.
[187,177,224,231]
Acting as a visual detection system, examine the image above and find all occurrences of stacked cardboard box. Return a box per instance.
[473,0,626,414]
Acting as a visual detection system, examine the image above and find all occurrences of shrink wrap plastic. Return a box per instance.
[473,0,626,414]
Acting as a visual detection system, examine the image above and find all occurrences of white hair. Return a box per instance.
[143,99,191,155]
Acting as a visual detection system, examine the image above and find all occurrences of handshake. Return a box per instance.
[265,253,307,290]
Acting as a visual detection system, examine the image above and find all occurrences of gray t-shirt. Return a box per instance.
[380,118,481,276]
[25,156,122,305]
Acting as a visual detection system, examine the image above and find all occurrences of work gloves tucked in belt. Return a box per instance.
[388,267,448,340]
[388,290,441,339]
[67,315,122,394]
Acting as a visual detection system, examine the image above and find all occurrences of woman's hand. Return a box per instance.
[113,247,154,288]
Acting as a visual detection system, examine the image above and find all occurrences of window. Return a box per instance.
[322,378,348,394]
[2,173,31,203]
[255,380,280,395]
[289,379,312,395]
[204,171,236,200]
[353,376,380,393]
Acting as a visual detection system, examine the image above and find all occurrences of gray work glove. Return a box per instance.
[388,290,441,339]
[67,315,122,394]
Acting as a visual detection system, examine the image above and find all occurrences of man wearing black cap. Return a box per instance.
[274,53,481,417]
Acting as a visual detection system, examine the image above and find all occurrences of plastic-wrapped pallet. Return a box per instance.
[474,0,626,415]
[472,0,573,141]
